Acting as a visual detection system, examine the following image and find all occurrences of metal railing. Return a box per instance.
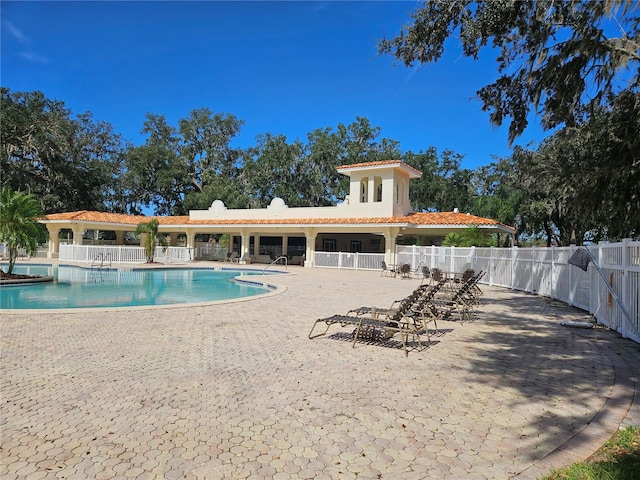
[91,252,112,268]
[262,255,288,274]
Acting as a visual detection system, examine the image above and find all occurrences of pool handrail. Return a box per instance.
[262,255,287,274]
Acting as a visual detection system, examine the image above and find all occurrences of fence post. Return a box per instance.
[450,246,455,273]
[489,247,495,286]
[430,245,436,269]
[568,244,577,306]
[411,245,420,270]
[596,242,604,322]
[622,238,630,339]
[511,246,518,291]
[470,246,476,272]
[531,246,537,294]
[551,244,559,302]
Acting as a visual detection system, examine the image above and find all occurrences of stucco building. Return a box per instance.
[41,160,513,266]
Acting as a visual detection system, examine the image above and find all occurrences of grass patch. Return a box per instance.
[541,426,640,480]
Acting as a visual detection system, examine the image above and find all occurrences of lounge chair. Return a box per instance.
[309,280,446,356]
[431,268,444,284]
[226,251,238,262]
[346,283,432,318]
[426,272,484,323]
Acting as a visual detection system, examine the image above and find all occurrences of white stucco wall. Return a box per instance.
[189,161,419,221]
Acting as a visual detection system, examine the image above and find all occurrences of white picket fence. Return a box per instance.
[5,240,639,342]
[313,240,640,344]
[59,244,192,264]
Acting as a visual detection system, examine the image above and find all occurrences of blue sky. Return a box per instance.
[1,1,548,170]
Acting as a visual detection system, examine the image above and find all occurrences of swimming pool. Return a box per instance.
[0,264,278,310]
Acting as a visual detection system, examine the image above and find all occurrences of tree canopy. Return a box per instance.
[1,88,126,214]
[378,0,640,144]
[1,88,637,246]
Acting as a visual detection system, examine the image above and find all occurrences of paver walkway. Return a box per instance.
[1,264,639,479]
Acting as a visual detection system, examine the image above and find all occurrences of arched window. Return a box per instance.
[360,177,368,203]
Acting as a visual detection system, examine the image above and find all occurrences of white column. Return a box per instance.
[185,229,196,249]
[72,225,84,245]
[383,227,400,265]
[304,228,317,268]
[240,229,251,260]
[254,234,260,256]
[46,226,60,258]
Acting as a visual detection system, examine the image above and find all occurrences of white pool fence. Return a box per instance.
[312,241,639,344]
[3,240,638,343]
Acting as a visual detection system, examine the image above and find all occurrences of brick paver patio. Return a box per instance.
[1,264,639,479]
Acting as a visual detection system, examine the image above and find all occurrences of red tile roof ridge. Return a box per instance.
[43,210,512,230]
[45,210,150,225]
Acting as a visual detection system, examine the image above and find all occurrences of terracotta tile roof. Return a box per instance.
[404,211,504,226]
[43,210,512,230]
[44,211,149,225]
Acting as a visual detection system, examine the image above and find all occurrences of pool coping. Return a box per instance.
[0,275,55,286]
[0,262,289,313]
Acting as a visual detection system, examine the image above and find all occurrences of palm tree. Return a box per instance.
[442,232,464,247]
[135,218,167,263]
[461,224,495,247]
[0,186,49,275]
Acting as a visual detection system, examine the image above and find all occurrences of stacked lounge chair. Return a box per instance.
[424,271,485,324]
[309,280,447,356]
[309,271,486,356]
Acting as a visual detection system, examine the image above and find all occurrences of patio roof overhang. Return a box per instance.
[40,210,514,236]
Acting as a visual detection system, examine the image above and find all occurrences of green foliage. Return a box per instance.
[124,110,246,215]
[2,86,637,244]
[442,232,463,247]
[541,426,640,480]
[470,159,526,230]
[462,224,495,247]
[134,219,167,263]
[0,186,48,274]
[498,88,640,245]
[1,88,126,213]
[124,144,188,215]
[379,1,640,144]
[404,148,474,213]
[245,133,307,207]
[442,225,495,247]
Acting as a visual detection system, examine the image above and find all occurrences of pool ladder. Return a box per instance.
[262,255,287,274]
[91,253,112,269]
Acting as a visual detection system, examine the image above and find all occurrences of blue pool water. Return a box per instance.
[0,264,275,309]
